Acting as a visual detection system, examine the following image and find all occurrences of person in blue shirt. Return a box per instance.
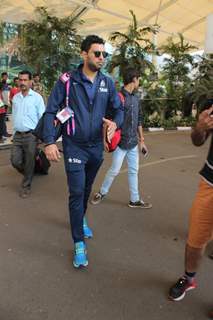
[91,67,152,209]
[43,35,124,268]
[11,70,45,198]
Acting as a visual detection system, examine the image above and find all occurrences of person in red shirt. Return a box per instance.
[0,85,7,143]
[10,77,20,103]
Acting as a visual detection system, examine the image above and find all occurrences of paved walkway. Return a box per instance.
[0,131,212,320]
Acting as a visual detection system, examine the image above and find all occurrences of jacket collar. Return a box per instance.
[71,64,105,83]
[121,86,135,97]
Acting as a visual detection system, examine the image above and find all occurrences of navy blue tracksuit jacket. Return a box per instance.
[43,65,124,242]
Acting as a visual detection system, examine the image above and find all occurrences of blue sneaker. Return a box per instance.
[73,241,88,268]
[83,217,93,239]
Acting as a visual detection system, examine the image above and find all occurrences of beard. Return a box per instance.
[87,61,103,72]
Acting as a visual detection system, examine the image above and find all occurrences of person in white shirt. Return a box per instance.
[11,70,45,198]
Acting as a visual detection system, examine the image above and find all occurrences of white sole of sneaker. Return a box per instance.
[73,261,88,268]
[169,286,196,301]
[128,204,152,209]
[90,200,103,205]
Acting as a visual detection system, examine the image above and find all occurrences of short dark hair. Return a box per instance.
[81,35,105,52]
[122,67,140,85]
[19,70,32,80]
[33,73,40,78]
[1,72,8,77]
[13,77,19,82]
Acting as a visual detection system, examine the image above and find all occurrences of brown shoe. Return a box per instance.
[19,188,31,198]
[128,200,152,209]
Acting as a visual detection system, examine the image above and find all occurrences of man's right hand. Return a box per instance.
[191,105,213,146]
[45,144,61,162]
[102,118,117,143]
[197,105,213,131]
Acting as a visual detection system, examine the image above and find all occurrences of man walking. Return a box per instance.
[43,35,124,268]
[11,70,45,198]
[32,73,46,103]
[0,72,11,138]
[91,67,152,209]
[0,86,7,143]
[169,104,213,301]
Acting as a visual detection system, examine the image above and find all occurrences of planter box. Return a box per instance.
[176,126,191,131]
[148,127,165,132]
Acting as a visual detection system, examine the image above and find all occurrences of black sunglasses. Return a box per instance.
[93,51,108,58]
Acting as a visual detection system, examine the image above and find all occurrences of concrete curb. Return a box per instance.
[148,127,165,132]
[176,126,192,131]
[147,126,192,132]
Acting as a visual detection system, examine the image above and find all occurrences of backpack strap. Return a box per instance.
[118,92,125,106]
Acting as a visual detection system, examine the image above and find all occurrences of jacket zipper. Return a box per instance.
[76,80,95,143]
[71,75,103,143]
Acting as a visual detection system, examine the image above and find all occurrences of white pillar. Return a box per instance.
[205,14,213,54]
[152,33,158,67]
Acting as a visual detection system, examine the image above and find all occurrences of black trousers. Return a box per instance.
[11,132,37,188]
[0,113,6,138]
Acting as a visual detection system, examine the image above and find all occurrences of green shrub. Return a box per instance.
[143,115,196,128]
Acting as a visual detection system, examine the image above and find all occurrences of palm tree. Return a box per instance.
[160,33,197,117]
[161,33,196,83]
[107,10,158,77]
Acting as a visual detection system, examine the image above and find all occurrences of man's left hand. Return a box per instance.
[140,142,148,154]
[103,118,117,142]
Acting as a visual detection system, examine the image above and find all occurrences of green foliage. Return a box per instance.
[142,85,167,119]
[0,65,29,79]
[19,7,83,91]
[143,114,196,128]
[0,22,3,45]
[0,22,20,73]
[192,56,213,110]
[107,10,157,77]
[163,116,196,128]
[0,22,18,44]
[161,33,196,67]
[160,33,196,117]
[143,113,162,128]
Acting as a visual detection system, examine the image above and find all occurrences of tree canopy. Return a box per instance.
[107,10,158,77]
[19,7,83,91]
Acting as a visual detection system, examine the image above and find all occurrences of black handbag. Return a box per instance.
[32,113,62,142]
[34,147,51,175]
